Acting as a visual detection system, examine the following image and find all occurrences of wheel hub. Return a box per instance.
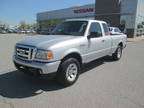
[117,47,122,59]
[66,63,78,82]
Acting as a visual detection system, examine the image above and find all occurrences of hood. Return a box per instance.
[17,35,78,49]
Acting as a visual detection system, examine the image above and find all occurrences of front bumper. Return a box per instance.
[13,56,61,74]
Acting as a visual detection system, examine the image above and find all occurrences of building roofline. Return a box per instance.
[37,3,95,15]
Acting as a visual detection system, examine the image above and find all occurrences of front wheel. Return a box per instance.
[56,58,80,87]
[112,45,122,61]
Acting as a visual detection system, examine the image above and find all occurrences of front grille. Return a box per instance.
[16,45,36,60]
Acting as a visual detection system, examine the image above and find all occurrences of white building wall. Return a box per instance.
[121,0,138,29]
[136,0,144,25]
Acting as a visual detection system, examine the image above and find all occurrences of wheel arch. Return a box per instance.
[118,41,123,48]
[61,52,82,66]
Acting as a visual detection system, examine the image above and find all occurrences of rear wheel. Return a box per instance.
[112,45,122,61]
[57,58,80,87]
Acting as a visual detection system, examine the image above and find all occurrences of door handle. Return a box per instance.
[102,40,105,42]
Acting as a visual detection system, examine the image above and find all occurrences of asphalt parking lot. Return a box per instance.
[0,34,144,108]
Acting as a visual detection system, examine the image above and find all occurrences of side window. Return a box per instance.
[102,23,110,35]
[89,23,102,37]
[114,29,119,32]
[114,28,121,33]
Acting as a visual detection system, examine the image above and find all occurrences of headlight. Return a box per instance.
[35,50,53,60]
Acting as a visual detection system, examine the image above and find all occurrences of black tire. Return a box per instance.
[112,45,122,61]
[56,58,80,87]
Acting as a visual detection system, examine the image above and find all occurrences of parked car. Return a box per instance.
[25,30,31,34]
[13,29,20,33]
[13,19,127,86]
[30,30,37,34]
[7,29,14,33]
[19,30,26,34]
[137,28,144,36]
[110,27,123,35]
[39,30,50,35]
[0,29,7,34]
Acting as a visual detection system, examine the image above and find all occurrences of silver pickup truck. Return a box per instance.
[13,19,127,86]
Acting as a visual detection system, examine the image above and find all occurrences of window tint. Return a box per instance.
[89,23,102,37]
[102,23,109,35]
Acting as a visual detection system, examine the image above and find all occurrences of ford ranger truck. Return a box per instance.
[13,20,127,86]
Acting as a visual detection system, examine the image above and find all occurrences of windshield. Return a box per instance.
[51,21,88,36]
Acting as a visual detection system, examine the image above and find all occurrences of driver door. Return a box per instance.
[86,22,106,62]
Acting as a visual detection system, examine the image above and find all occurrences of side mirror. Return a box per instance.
[87,32,101,39]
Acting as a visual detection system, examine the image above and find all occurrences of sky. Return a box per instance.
[0,0,95,25]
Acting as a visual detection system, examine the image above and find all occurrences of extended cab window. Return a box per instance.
[89,23,102,37]
[102,23,110,35]
[114,28,121,33]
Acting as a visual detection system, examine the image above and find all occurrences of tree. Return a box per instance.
[19,21,38,30]
[19,21,27,29]
[0,23,8,29]
[119,19,126,31]
[31,23,37,29]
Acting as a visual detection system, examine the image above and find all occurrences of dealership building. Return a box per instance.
[37,0,144,38]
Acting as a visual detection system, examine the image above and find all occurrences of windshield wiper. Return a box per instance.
[50,32,72,35]
[60,32,72,35]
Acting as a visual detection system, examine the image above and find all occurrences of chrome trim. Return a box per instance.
[16,44,36,61]
[32,48,37,60]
